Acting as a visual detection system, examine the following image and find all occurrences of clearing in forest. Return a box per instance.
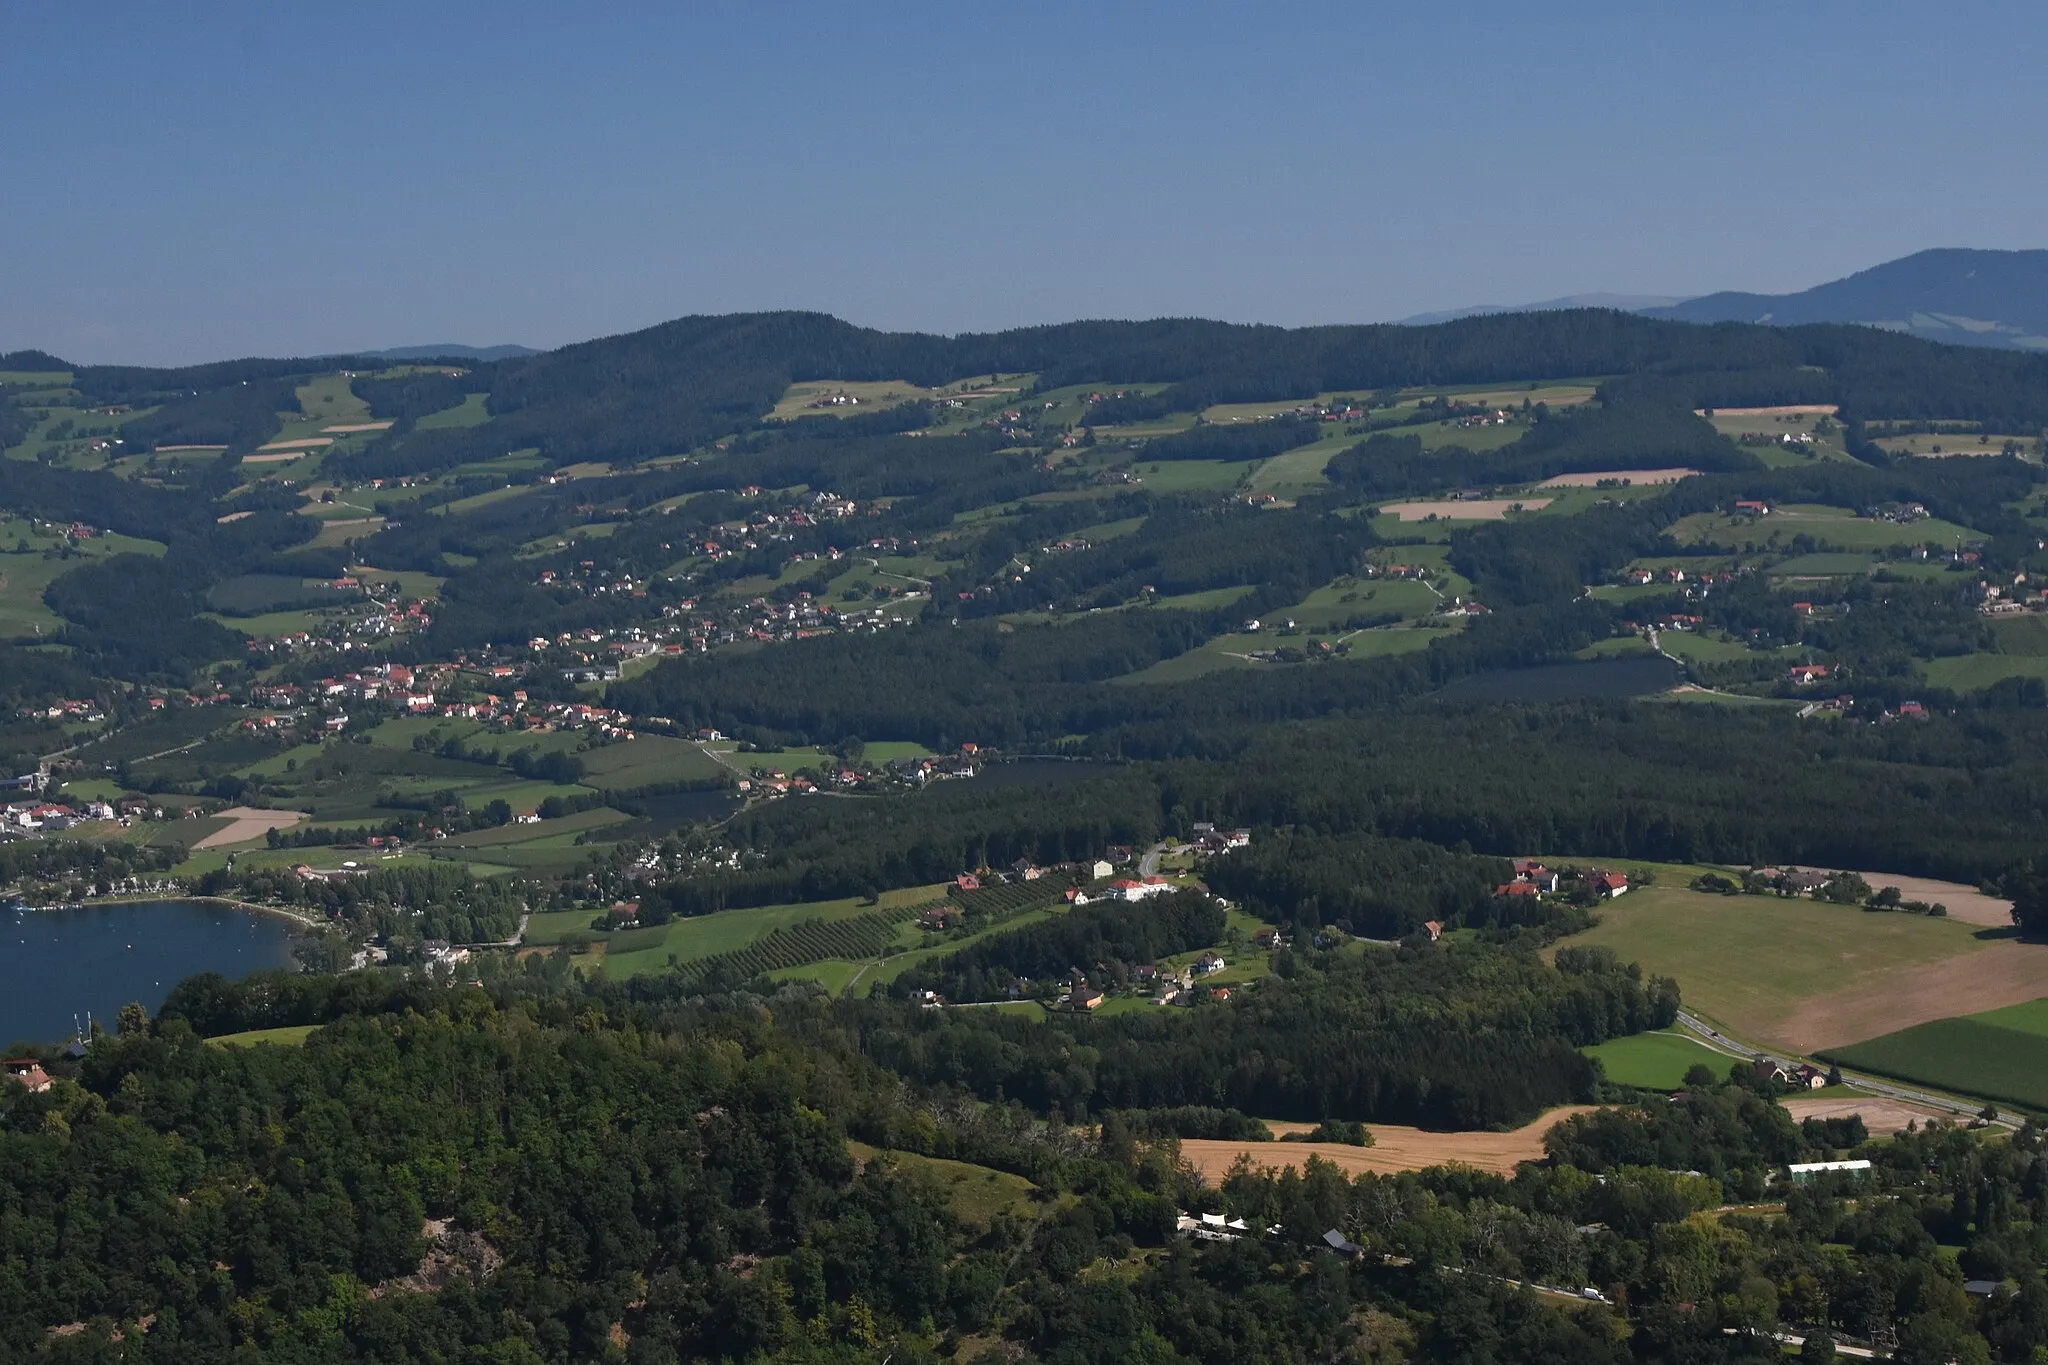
[1382,498,1550,521]
[1179,1107,1597,1180]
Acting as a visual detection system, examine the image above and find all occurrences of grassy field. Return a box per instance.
[1553,883,1994,1049]
[1768,552,1879,577]
[578,734,727,788]
[1824,999,2048,1112]
[1671,504,1978,553]
[1584,1031,1732,1090]
[598,885,949,978]
[1921,654,2048,692]
[770,379,932,421]
[415,392,492,429]
[206,1024,318,1048]
[846,1142,1040,1228]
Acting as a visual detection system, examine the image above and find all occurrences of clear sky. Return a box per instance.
[3,1,2043,365]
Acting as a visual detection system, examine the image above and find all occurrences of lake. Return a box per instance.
[0,900,298,1047]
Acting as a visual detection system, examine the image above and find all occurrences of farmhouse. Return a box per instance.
[1788,664,1832,687]
[1734,500,1771,516]
[3,1059,53,1093]
[1590,870,1630,899]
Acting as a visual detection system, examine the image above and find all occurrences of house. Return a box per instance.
[1071,988,1105,1011]
[1422,920,1444,941]
[1512,860,1559,892]
[1194,952,1227,975]
[1495,881,1541,899]
[3,1059,53,1093]
[1787,664,1832,687]
[920,905,962,930]
[1089,859,1114,880]
[1253,928,1281,949]
[1590,870,1630,899]
[1012,858,1043,881]
[1734,499,1771,516]
[955,873,981,891]
[1321,1229,1364,1256]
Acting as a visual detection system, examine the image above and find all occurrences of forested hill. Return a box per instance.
[1646,247,2048,351]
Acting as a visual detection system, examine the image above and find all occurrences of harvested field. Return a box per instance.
[215,510,254,524]
[241,451,309,464]
[1788,867,2011,928]
[155,444,228,452]
[1778,938,2048,1052]
[257,437,335,450]
[322,422,394,433]
[1539,468,1699,487]
[1782,1094,1945,1135]
[1178,1107,1595,1180]
[1384,498,1550,522]
[1696,405,1839,417]
[194,806,306,849]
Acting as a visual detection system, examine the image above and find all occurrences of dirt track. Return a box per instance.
[1783,1094,1946,1135]
[1179,1107,1595,1180]
[1777,937,2048,1052]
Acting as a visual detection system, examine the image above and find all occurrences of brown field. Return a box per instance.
[1782,1094,1947,1135]
[1178,1107,1595,1180]
[1789,867,2011,928]
[1695,405,1839,417]
[214,510,255,524]
[321,421,394,433]
[194,806,306,849]
[1384,498,1551,522]
[1539,468,1699,488]
[1779,938,2048,1052]
[240,451,309,464]
[155,444,228,452]
[257,437,335,450]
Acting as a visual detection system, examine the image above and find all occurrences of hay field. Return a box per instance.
[1383,498,1550,521]
[1538,468,1698,487]
[1552,883,2029,1052]
[194,806,307,849]
[1179,1107,1596,1180]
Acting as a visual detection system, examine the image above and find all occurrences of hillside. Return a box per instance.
[1644,247,2048,350]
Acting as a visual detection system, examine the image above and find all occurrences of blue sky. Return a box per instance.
[3,1,2043,364]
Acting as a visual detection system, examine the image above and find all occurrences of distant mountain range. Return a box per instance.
[1396,293,1688,326]
[1403,249,2048,351]
[354,343,540,362]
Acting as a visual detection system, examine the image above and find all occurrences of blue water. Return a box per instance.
[0,900,298,1047]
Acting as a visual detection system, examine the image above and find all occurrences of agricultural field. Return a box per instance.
[1583,1030,1732,1090]
[0,518,169,639]
[1824,999,2048,1113]
[415,392,492,429]
[1669,503,1978,553]
[1699,408,1858,464]
[1920,653,2048,692]
[769,379,933,421]
[1179,1106,1598,1181]
[1552,881,2035,1053]
[594,884,950,979]
[577,734,728,788]
[205,1024,319,1048]
[1873,431,2041,459]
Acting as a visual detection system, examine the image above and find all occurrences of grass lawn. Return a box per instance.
[769,379,931,421]
[1553,883,1992,1048]
[524,908,602,946]
[1990,615,2048,657]
[1824,1000,2048,1112]
[1584,1031,1731,1090]
[206,1024,318,1048]
[765,957,873,995]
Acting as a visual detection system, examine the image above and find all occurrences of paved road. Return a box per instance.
[1138,841,1168,878]
[1675,1009,2015,1130]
